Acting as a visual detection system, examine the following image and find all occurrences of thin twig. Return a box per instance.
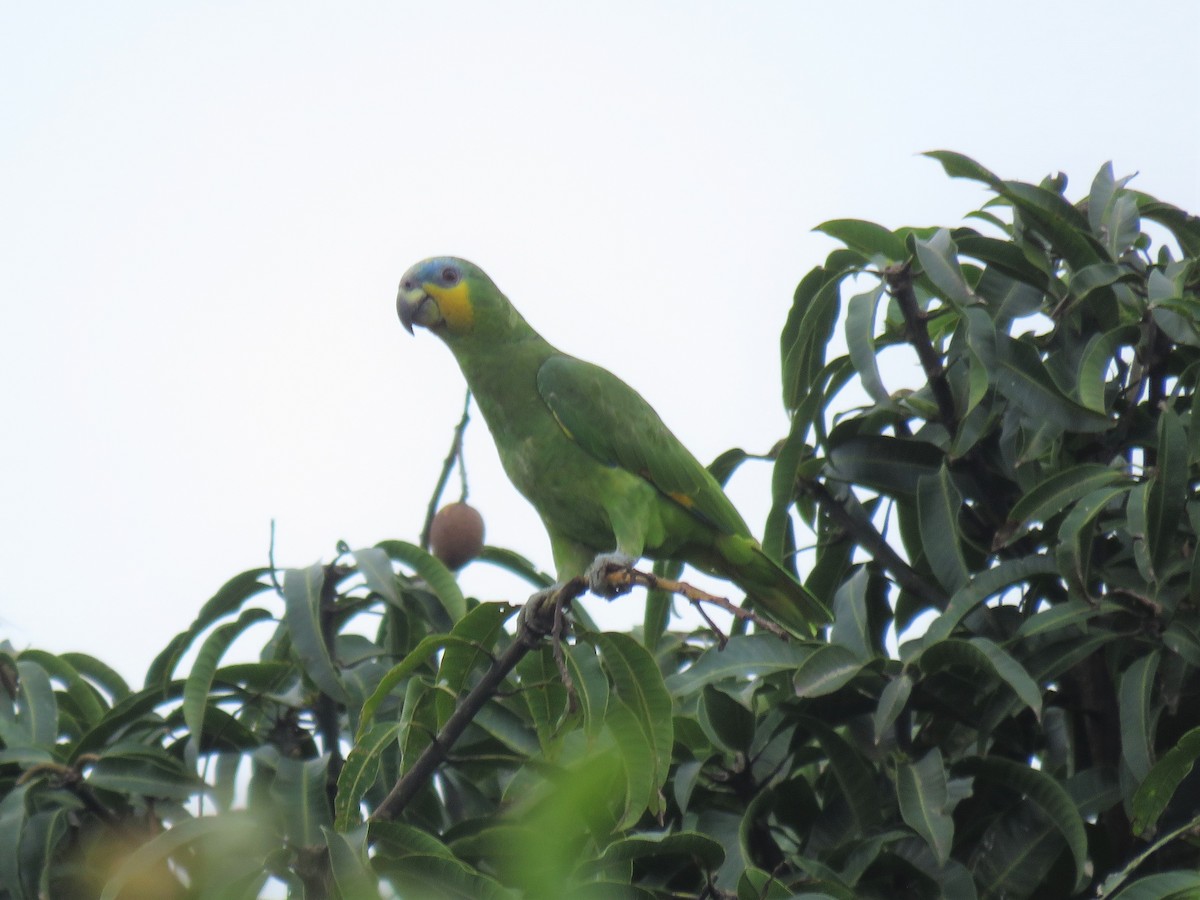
[268,519,284,599]
[603,565,790,639]
[420,390,472,550]
[885,262,958,436]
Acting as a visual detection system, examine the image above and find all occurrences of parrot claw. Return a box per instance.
[586,552,636,598]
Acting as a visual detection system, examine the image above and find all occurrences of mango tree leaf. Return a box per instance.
[846,285,892,405]
[1119,651,1160,782]
[324,825,378,898]
[282,564,348,703]
[665,634,812,696]
[914,230,976,306]
[596,634,673,812]
[1146,409,1187,576]
[816,219,908,262]
[1131,726,1200,836]
[183,607,271,768]
[376,539,467,622]
[1002,464,1130,546]
[917,466,969,593]
[896,748,954,866]
[994,336,1113,433]
[874,672,914,744]
[352,546,400,606]
[335,722,402,830]
[955,756,1089,893]
[436,603,515,728]
[145,568,272,687]
[923,554,1059,644]
[919,638,1042,720]
[792,644,864,698]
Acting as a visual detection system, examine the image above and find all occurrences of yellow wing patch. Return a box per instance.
[667,491,696,508]
[424,280,474,333]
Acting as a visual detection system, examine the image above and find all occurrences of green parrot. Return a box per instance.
[396,257,829,635]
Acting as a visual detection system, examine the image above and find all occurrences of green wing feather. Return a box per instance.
[536,355,749,536]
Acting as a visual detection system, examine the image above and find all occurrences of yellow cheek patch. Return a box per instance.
[424,281,474,333]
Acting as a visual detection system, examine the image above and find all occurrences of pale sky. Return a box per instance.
[3,1,1198,682]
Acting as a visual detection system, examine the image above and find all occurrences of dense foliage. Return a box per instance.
[3,153,1200,899]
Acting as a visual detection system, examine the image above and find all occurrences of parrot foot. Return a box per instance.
[518,585,562,637]
[586,552,636,598]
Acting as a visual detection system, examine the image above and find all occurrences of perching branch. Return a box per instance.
[603,565,790,641]
[805,478,948,611]
[368,560,787,824]
[420,389,472,550]
[885,262,959,436]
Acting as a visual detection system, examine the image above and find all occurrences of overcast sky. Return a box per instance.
[3,1,1198,683]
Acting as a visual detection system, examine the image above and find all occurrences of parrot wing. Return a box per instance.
[535,354,750,538]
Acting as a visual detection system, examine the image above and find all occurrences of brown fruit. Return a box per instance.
[429,502,485,570]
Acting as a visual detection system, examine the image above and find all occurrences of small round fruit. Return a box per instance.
[429,502,485,570]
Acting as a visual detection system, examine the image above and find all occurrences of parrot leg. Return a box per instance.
[585,552,636,598]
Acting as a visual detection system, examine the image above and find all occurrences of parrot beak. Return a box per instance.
[396,282,439,334]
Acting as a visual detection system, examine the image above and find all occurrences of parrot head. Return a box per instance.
[397,257,495,339]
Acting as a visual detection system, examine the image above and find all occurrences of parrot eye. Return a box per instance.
[442,267,460,285]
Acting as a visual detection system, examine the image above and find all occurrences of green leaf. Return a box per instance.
[917,465,969,593]
[324,825,378,898]
[782,266,846,411]
[1110,870,1200,900]
[922,150,1004,190]
[994,335,1113,432]
[475,546,554,588]
[282,564,349,703]
[565,642,610,741]
[87,746,203,801]
[606,699,656,829]
[920,638,1042,720]
[436,602,515,728]
[145,568,272,688]
[846,285,892,405]
[914,229,976,306]
[792,644,864,698]
[665,634,812,696]
[816,219,908,262]
[1056,485,1132,598]
[924,554,1060,644]
[955,756,1089,892]
[800,717,880,832]
[376,539,467,622]
[267,751,332,847]
[1146,408,1188,576]
[1002,464,1130,545]
[825,434,945,499]
[874,672,913,744]
[1131,726,1200,836]
[1119,651,1160,782]
[353,546,400,606]
[182,607,271,766]
[335,722,402,830]
[14,660,56,748]
[596,633,673,811]
[896,748,954,866]
[699,686,754,753]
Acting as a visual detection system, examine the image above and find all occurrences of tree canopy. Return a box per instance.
[3,153,1200,899]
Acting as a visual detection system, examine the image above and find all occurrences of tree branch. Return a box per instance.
[420,390,472,550]
[370,577,587,823]
[885,262,958,436]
